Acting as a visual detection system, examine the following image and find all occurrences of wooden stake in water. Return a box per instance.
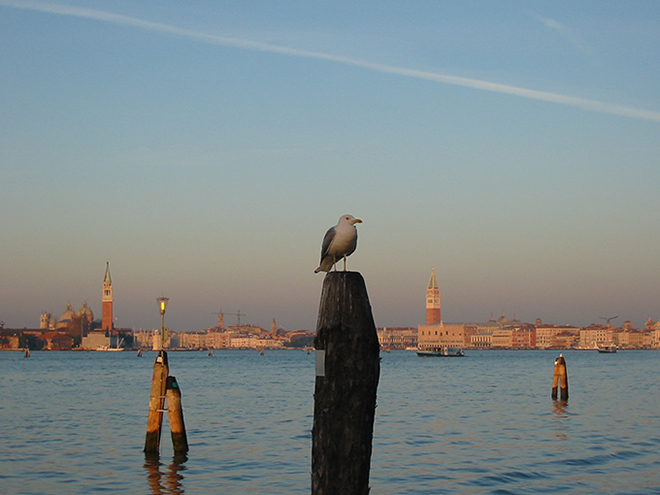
[312,272,380,495]
[144,350,169,453]
[551,354,569,400]
[166,376,189,454]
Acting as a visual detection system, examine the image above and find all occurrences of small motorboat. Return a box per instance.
[597,344,617,353]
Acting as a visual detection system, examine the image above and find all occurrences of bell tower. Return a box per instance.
[426,268,441,324]
[102,262,113,331]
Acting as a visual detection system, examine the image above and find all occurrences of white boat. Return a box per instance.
[597,344,617,353]
[417,346,465,357]
[98,337,124,351]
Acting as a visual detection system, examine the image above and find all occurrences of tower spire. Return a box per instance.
[428,267,438,290]
[104,261,112,284]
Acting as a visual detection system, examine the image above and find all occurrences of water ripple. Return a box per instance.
[3,350,660,494]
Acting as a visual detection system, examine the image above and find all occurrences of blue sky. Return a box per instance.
[1,1,659,332]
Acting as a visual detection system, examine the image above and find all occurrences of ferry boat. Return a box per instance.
[416,346,465,357]
[597,344,617,353]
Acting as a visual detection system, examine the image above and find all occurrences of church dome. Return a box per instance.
[78,302,94,322]
[59,302,75,323]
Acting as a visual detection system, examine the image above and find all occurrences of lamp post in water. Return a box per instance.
[157,296,169,350]
[145,296,170,454]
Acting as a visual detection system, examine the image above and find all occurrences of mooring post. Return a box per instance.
[551,354,569,400]
[311,271,380,495]
[144,350,169,453]
[166,375,189,454]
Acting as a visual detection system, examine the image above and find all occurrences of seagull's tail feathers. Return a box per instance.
[314,256,335,273]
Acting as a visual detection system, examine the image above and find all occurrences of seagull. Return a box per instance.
[314,214,362,273]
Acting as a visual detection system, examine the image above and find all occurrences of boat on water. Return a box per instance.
[597,344,617,353]
[97,338,124,351]
[417,346,465,357]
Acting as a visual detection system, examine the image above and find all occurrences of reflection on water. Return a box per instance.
[552,399,570,441]
[144,453,187,495]
[552,399,568,417]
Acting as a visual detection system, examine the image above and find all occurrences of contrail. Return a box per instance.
[4,0,660,123]
[528,11,594,56]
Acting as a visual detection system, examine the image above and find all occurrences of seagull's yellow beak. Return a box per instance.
[353,218,362,224]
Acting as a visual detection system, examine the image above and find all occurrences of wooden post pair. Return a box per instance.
[144,350,189,455]
[551,354,569,400]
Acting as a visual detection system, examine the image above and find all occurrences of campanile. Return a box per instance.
[426,268,441,324]
[102,262,113,331]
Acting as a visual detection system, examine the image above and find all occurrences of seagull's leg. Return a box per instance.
[343,255,347,271]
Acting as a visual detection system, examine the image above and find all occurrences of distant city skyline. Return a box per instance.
[1,1,658,331]
[4,263,653,333]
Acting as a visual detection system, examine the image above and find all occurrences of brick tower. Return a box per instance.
[426,268,441,324]
[102,262,113,331]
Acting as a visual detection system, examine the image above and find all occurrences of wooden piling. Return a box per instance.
[144,350,169,453]
[311,272,380,495]
[166,376,189,454]
[551,354,569,400]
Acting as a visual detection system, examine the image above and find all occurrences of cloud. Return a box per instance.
[4,0,660,122]
[529,11,594,56]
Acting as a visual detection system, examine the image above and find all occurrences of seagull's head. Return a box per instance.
[340,214,362,226]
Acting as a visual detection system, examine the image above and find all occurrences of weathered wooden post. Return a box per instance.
[551,354,569,400]
[166,375,189,454]
[312,271,380,495]
[144,350,169,453]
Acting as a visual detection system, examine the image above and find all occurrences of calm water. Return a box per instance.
[1,349,660,494]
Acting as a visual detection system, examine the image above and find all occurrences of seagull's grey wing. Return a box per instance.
[349,229,358,255]
[319,226,337,260]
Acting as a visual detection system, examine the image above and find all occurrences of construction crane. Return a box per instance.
[212,309,246,326]
[599,315,619,327]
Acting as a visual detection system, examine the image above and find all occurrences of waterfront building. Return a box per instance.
[579,325,612,348]
[535,324,580,349]
[40,312,56,330]
[229,334,284,349]
[418,322,478,348]
[614,329,646,349]
[643,330,655,348]
[133,329,157,349]
[491,328,513,348]
[39,332,74,350]
[471,332,492,348]
[152,329,171,350]
[81,331,109,350]
[377,327,418,349]
[552,329,580,348]
[227,324,265,335]
[426,268,441,324]
[178,331,207,349]
[474,315,501,334]
[206,330,230,349]
[511,325,536,348]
